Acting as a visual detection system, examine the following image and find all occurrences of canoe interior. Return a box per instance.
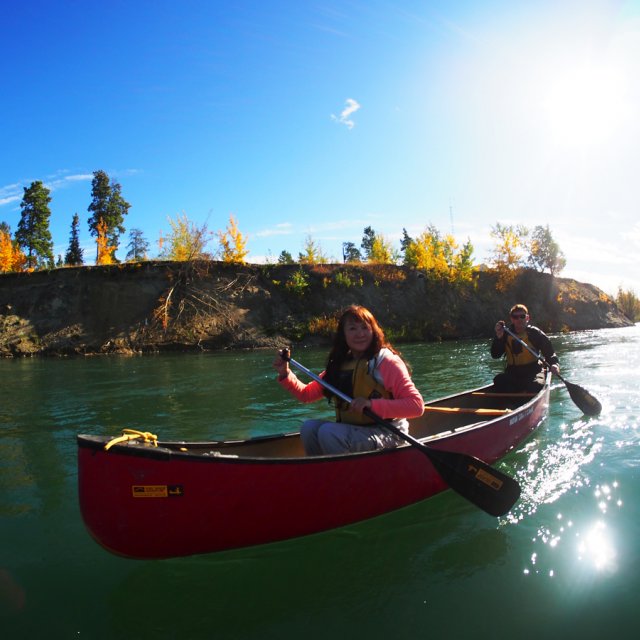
[83,382,542,460]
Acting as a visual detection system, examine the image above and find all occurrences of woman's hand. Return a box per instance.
[495,320,505,338]
[349,397,372,414]
[272,350,290,381]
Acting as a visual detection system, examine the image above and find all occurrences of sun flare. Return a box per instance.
[540,62,630,148]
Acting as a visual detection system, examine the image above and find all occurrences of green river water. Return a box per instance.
[1,325,639,639]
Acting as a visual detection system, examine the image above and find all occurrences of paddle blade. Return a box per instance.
[563,379,602,416]
[424,447,521,517]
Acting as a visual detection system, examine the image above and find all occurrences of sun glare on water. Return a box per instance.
[577,520,617,572]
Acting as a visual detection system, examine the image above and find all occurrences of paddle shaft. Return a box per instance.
[282,351,521,516]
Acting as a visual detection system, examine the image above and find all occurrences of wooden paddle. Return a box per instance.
[281,350,521,517]
[501,325,602,416]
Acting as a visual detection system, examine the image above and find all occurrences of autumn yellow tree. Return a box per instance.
[298,235,328,264]
[490,223,528,270]
[404,225,475,283]
[489,223,529,290]
[452,237,475,283]
[616,287,640,322]
[217,215,248,263]
[0,229,27,273]
[161,213,212,261]
[404,227,449,276]
[96,218,116,265]
[368,235,396,264]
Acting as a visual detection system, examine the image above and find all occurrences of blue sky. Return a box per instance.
[2,0,639,296]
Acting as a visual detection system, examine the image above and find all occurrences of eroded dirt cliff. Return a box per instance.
[0,261,631,357]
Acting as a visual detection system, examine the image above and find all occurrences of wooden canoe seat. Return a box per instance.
[471,392,536,397]
[423,406,512,415]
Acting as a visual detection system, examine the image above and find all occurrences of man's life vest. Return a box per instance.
[505,330,540,368]
[332,351,392,425]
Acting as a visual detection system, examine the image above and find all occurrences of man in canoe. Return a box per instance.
[273,305,424,455]
[491,303,560,393]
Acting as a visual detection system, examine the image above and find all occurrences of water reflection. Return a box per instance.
[520,476,623,584]
[505,418,601,522]
[105,499,511,639]
[577,520,617,572]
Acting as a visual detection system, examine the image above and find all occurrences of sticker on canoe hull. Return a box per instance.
[132,485,184,498]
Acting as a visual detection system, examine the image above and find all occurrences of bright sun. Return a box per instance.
[540,62,630,149]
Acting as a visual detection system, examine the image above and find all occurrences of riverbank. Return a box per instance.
[0,261,632,357]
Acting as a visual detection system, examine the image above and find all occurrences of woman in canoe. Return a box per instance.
[273,305,424,455]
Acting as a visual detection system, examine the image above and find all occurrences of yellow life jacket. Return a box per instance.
[333,355,392,425]
[505,331,539,367]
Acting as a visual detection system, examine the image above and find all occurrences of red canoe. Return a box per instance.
[77,374,550,559]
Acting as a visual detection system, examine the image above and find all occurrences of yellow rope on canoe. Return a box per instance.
[104,429,159,451]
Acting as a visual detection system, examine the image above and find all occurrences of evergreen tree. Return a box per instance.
[16,180,54,269]
[87,170,131,260]
[342,241,362,263]
[126,228,150,261]
[277,250,294,264]
[65,213,85,266]
[400,228,413,255]
[361,226,377,260]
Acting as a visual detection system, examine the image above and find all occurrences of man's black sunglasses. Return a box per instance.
[511,313,527,319]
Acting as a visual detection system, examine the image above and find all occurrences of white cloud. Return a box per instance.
[0,182,24,207]
[305,218,371,234]
[62,173,94,183]
[44,173,93,192]
[0,194,21,206]
[331,98,361,129]
[255,222,294,238]
[0,172,94,209]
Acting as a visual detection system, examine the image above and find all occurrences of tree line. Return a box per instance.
[0,170,130,271]
[1,170,638,321]
[0,171,568,278]
[276,222,564,289]
[0,170,248,271]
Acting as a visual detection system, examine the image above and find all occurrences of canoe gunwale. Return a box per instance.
[76,431,405,465]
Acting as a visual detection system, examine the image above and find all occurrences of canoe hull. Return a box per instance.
[78,379,549,558]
